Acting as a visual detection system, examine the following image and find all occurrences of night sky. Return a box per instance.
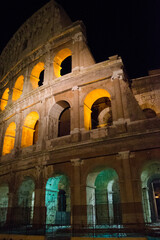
[0,0,160,79]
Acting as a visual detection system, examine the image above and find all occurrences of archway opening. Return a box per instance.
[2,122,16,156]
[21,112,39,148]
[86,168,121,225]
[0,184,9,226]
[141,163,160,223]
[91,97,112,129]
[84,89,112,130]
[53,48,72,78]
[1,88,9,111]
[30,62,45,89]
[48,101,70,139]
[143,108,157,119]
[12,75,24,101]
[45,174,70,225]
[17,177,35,225]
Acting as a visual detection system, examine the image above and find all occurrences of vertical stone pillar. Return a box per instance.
[142,187,151,223]
[72,32,85,72]
[14,111,22,154]
[0,121,5,156]
[7,88,13,106]
[118,151,144,225]
[22,67,31,94]
[33,166,46,228]
[111,70,124,123]
[6,175,18,224]
[70,158,86,227]
[71,86,80,142]
[44,47,54,84]
[108,191,114,224]
[6,190,16,224]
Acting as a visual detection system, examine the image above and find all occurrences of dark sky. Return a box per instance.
[0,0,160,79]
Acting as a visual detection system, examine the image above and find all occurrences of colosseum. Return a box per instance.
[0,0,160,239]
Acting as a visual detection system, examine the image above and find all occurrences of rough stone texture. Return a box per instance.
[0,0,160,232]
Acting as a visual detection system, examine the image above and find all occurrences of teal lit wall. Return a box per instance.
[45,175,70,225]
[0,184,9,225]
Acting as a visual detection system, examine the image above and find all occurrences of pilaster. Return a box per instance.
[118,151,144,225]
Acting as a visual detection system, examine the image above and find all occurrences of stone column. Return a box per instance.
[0,121,5,156]
[70,158,86,227]
[33,166,46,228]
[6,184,17,225]
[6,176,18,224]
[71,86,80,142]
[7,88,13,106]
[22,67,31,94]
[118,151,144,225]
[72,32,85,72]
[86,184,96,225]
[142,187,151,223]
[44,47,54,84]
[14,111,22,154]
[108,191,114,224]
[111,70,124,123]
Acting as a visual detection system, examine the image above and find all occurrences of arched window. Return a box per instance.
[84,89,112,130]
[53,48,72,78]
[2,122,16,155]
[12,75,24,101]
[91,97,112,129]
[86,168,121,225]
[30,62,45,89]
[0,88,9,111]
[21,112,39,148]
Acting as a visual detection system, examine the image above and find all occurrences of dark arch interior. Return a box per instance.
[58,189,66,212]
[143,108,156,118]
[33,120,39,144]
[60,56,72,76]
[38,70,45,87]
[58,107,70,137]
[91,97,111,129]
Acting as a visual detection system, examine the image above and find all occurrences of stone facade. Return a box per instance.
[0,0,160,234]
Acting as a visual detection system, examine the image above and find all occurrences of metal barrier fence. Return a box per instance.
[0,205,159,238]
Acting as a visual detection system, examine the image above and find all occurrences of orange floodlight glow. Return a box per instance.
[84,89,111,130]
[2,122,16,155]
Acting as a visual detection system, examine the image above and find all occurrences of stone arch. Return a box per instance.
[2,122,16,156]
[86,166,121,225]
[84,89,112,130]
[45,173,70,225]
[30,62,45,89]
[12,75,24,101]
[21,111,39,147]
[48,100,71,139]
[16,176,35,225]
[141,161,160,223]
[0,88,9,111]
[0,183,9,225]
[53,48,72,78]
